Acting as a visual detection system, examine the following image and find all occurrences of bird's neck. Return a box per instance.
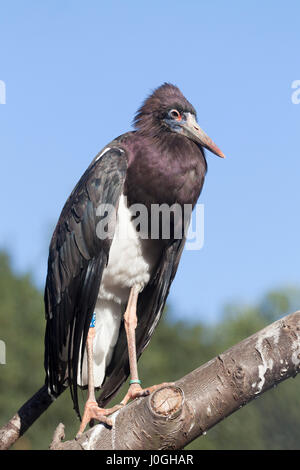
[124,132,207,209]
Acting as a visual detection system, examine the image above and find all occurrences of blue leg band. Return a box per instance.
[90,312,96,328]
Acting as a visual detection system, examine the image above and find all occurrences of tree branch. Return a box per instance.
[0,386,62,450]
[1,311,300,450]
[50,310,300,450]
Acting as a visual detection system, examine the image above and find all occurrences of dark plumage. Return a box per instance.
[44,83,224,422]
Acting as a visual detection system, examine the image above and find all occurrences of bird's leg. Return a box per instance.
[120,285,144,405]
[120,285,173,406]
[75,317,122,439]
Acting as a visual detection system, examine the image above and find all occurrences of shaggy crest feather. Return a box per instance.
[133,83,196,135]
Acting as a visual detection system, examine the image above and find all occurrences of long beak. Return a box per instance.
[182,113,225,158]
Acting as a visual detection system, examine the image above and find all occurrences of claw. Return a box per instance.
[76,401,122,438]
[120,382,174,406]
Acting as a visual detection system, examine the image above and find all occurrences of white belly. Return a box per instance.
[78,194,161,387]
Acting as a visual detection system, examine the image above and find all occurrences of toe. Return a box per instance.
[136,388,150,397]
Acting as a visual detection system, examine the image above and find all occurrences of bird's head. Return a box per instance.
[134,83,225,158]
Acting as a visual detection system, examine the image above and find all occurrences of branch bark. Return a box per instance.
[1,311,300,450]
[50,311,300,450]
[0,386,62,451]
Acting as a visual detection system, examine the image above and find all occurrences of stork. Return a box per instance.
[44,83,225,438]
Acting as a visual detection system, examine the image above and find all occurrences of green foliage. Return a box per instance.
[0,251,299,449]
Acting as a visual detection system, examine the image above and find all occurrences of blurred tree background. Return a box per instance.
[0,250,300,450]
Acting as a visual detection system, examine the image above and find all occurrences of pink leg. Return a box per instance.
[75,327,122,439]
[120,285,174,406]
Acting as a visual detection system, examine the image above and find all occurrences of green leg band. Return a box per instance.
[129,379,141,385]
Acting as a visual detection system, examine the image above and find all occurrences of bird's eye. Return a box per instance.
[169,109,182,120]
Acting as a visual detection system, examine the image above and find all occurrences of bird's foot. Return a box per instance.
[120,381,174,406]
[75,400,123,440]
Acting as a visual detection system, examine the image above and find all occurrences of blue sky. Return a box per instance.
[0,1,299,323]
